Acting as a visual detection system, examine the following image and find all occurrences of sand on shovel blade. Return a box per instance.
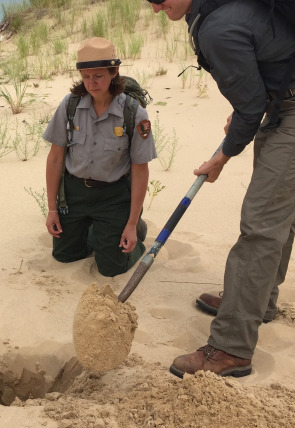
[73,283,138,372]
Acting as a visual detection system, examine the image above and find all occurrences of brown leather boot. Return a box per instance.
[170,345,252,379]
[196,292,274,324]
[196,293,222,315]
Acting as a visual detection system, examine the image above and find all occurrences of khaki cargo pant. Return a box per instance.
[208,96,295,359]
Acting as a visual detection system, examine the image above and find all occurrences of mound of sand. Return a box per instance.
[11,356,295,428]
[73,283,138,372]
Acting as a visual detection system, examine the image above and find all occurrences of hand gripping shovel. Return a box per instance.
[118,141,224,303]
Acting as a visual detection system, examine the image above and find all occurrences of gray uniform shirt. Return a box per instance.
[43,93,157,181]
[187,0,295,156]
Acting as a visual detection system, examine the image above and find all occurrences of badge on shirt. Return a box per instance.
[114,126,124,137]
[137,120,151,139]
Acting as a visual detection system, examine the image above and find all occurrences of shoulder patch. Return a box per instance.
[137,120,151,139]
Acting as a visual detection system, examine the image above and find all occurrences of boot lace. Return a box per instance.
[199,345,218,361]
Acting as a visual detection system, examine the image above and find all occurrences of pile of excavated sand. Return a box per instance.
[73,283,138,372]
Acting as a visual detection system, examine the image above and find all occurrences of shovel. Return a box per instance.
[118,141,224,303]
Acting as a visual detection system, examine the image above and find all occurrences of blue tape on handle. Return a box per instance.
[156,229,171,244]
[181,197,191,207]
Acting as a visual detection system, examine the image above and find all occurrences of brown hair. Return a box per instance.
[70,68,125,96]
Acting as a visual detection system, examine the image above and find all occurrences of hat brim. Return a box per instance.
[76,59,121,69]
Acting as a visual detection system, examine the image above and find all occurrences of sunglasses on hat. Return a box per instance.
[147,0,165,4]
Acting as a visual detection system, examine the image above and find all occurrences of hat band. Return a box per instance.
[76,59,121,69]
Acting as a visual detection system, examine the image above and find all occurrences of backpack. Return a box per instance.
[188,0,295,131]
[58,76,152,214]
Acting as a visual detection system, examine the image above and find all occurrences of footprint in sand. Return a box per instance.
[145,307,204,351]
[150,239,202,273]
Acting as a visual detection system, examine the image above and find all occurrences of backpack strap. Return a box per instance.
[58,94,81,214]
[67,94,81,146]
[123,94,140,144]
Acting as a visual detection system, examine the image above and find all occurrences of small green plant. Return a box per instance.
[0,55,29,81]
[17,34,30,58]
[155,65,168,76]
[81,18,88,38]
[90,11,107,37]
[153,115,180,171]
[147,180,165,210]
[128,34,144,60]
[13,119,43,160]
[38,111,51,125]
[107,0,140,33]
[166,40,178,63]
[196,69,209,98]
[24,186,48,217]
[29,21,49,55]
[155,101,167,106]
[0,80,38,114]
[153,114,169,156]
[178,64,189,89]
[52,39,67,55]
[159,128,179,171]
[134,70,154,88]
[114,31,127,58]
[0,118,14,158]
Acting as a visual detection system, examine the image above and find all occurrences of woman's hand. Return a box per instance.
[46,211,63,238]
[119,223,138,253]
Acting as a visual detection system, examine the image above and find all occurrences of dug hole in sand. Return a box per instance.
[73,282,138,372]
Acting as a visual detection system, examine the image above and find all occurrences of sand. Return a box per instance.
[0,5,295,427]
[73,283,138,372]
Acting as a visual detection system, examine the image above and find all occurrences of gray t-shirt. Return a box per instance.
[43,93,157,181]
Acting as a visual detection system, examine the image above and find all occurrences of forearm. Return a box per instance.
[128,163,149,225]
[223,110,264,156]
[46,147,64,210]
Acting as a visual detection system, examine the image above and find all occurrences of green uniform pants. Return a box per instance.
[208,97,295,359]
[53,173,145,277]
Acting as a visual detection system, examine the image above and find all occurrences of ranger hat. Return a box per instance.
[76,37,121,70]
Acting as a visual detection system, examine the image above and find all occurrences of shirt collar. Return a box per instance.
[76,93,125,119]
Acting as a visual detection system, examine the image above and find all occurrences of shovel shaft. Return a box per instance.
[117,141,224,303]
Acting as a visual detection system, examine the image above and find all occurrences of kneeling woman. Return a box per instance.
[44,37,156,277]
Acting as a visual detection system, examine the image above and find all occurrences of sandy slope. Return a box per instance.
[0,13,295,428]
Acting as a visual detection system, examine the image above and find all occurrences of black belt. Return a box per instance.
[268,88,295,101]
[66,170,129,188]
[286,88,295,98]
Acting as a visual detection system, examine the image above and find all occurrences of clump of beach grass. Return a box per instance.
[0,117,14,158]
[0,80,39,114]
[107,0,141,34]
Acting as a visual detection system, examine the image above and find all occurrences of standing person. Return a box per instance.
[44,37,156,277]
[148,0,295,377]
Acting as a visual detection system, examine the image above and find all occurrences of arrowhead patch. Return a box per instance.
[137,120,151,139]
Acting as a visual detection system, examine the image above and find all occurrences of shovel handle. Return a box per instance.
[118,140,224,303]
